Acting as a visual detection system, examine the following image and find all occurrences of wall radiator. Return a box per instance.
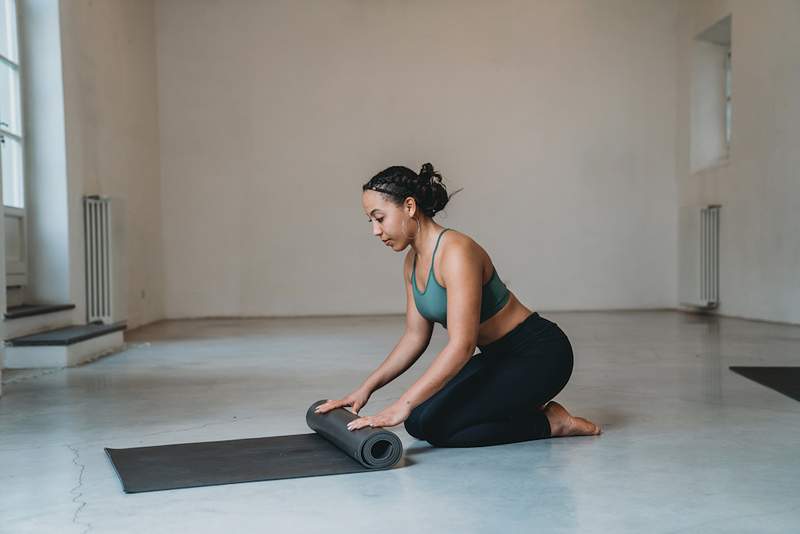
[84,196,127,324]
[679,205,720,309]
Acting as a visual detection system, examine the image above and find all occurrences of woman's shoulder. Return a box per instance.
[441,228,481,250]
[439,228,489,266]
[402,228,479,269]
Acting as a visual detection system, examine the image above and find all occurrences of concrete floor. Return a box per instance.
[1,310,799,533]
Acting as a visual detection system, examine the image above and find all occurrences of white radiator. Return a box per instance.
[84,196,127,324]
[679,205,720,308]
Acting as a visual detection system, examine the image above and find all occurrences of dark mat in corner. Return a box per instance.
[729,366,800,402]
[105,400,404,493]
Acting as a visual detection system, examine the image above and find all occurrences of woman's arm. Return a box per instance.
[360,331,430,393]
[396,240,481,410]
[347,239,483,430]
[360,251,434,393]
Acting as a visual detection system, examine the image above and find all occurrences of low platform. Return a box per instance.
[3,303,77,340]
[3,322,127,368]
[4,303,76,320]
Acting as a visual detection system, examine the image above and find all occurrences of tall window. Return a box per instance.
[0,0,26,288]
[691,14,732,173]
[0,0,23,209]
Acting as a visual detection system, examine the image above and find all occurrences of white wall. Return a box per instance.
[156,0,679,319]
[59,0,165,329]
[17,0,796,330]
[677,0,800,324]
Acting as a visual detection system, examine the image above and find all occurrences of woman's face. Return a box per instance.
[362,190,414,251]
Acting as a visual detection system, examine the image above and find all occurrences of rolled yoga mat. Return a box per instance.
[104,399,404,493]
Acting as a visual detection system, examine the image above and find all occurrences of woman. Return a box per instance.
[315,163,601,447]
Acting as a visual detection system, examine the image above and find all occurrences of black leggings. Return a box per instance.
[404,312,573,447]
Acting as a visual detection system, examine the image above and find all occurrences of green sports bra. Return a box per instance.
[412,228,511,328]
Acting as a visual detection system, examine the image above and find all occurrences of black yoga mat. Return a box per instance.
[729,366,800,402]
[105,399,404,493]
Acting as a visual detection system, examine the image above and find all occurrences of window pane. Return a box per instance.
[725,101,732,146]
[724,56,732,98]
[0,62,20,134]
[1,135,23,207]
[0,0,18,62]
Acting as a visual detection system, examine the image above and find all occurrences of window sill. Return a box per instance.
[692,157,731,177]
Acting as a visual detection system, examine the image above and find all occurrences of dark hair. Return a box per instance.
[362,163,463,218]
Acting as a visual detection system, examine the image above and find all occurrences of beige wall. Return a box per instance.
[22,0,799,330]
[156,0,680,319]
[677,0,800,324]
[59,0,165,329]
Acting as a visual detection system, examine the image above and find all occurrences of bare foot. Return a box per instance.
[541,401,602,437]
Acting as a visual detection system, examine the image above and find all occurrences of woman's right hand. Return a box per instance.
[314,387,372,415]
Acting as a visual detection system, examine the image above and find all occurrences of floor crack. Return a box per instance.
[66,444,92,534]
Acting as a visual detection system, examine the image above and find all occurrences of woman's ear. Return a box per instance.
[405,197,417,217]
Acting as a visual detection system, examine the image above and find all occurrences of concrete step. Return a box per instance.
[4,303,76,320]
[3,304,76,340]
[3,322,127,369]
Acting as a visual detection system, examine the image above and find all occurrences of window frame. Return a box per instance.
[0,0,27,287]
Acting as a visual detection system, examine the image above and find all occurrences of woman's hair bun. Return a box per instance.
[418,162,442,185]
[417,163,451,216]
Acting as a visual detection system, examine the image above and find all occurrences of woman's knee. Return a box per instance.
[404,407,427,439]
[405,404,443,441]
[405,406,453,447]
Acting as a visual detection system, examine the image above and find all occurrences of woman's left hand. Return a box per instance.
[346,402,411,431]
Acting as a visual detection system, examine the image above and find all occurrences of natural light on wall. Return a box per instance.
[0,0,23,209]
